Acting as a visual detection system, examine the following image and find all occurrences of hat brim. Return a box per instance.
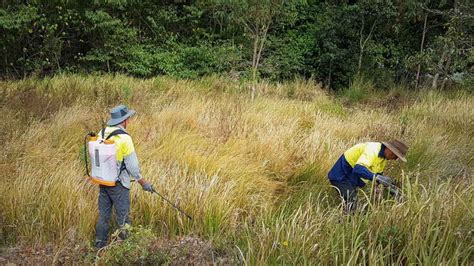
[383,142,407,162]
[106,110,136,126]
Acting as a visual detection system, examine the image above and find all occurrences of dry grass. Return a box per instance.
[1,74,473,264]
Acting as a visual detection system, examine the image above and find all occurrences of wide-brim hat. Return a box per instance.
[107,105,136,126]
[382,139,409,162]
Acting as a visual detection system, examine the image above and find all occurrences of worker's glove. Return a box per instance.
[374,174,394,187]
[142,183,154,193]
[375,175,403,200]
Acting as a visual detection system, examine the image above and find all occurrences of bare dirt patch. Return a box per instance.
[148,235,237,265]
[1,235,236,265]
[0,243,88,265]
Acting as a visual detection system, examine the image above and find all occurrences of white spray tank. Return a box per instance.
[87,134,119,186]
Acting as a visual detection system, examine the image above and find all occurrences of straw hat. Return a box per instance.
[107,105,136,126]
[382,140,409,162]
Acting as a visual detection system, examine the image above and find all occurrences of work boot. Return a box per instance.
[95,239,108,250]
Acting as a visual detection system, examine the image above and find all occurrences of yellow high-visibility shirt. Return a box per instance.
[100,126,135,161]
[344,142,387,175]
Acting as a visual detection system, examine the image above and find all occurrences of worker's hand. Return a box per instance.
[374,174,393,187]
[142,182,154,193]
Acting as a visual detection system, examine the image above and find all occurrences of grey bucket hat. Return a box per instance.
[107,105,136,126]
[382,139,409,162]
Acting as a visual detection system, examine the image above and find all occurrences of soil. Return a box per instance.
[148,235,237,265]
[0,235,236,265]
[0,243,88,265]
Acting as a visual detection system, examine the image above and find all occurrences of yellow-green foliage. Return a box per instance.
[1,75,473,264]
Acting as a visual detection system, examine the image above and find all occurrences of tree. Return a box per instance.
[348,0,398,77]
[422,1,474,89]
[208,0,286,99]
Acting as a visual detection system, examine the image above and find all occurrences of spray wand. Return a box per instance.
[151,188,193,220]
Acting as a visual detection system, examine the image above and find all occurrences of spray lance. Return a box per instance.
[151,188,193,220]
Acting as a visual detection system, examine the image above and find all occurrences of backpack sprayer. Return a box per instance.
[84,131,193,220]
[84,131,125,186]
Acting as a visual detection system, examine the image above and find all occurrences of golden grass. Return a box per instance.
[0,74,473,264]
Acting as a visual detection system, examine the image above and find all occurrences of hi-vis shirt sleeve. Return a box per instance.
[120,135,143,181]
[354,143,380,179]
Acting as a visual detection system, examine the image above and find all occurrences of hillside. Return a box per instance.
[1,75,473,264]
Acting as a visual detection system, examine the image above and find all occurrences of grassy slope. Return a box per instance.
[0,75,473,264]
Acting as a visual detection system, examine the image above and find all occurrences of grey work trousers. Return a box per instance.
[95,182,131,248]
[330,179,358,214]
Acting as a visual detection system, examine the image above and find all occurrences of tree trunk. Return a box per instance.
[328,58,333,89]
[255,25,269,72]
[357,19,365,75]
[4,46,8,76]
[441,54,452,89]
[250,24,270,101]
[432,48,447,89]
[415,13,428,88]
[358,51,363,76]
[251,33,259,100]
[358,19,377,75]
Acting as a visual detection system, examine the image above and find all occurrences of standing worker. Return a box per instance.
[327,140,408,213]
[94,105,155,249]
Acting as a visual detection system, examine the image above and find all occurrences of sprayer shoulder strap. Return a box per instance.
[100,128,129,140]
[100,128,130,181]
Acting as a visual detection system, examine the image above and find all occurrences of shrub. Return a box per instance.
[96,225,169,265]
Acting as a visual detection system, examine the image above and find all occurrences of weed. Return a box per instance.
[0,75,472,264]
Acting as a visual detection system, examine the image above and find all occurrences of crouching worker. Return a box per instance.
[327,140,408,213]
[94,105,155,249]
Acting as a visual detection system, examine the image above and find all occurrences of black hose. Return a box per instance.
[84,132,96,177]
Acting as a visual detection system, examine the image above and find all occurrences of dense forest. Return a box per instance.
[1,0,473,89]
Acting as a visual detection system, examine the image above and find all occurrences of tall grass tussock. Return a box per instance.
[0,75,473,264]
